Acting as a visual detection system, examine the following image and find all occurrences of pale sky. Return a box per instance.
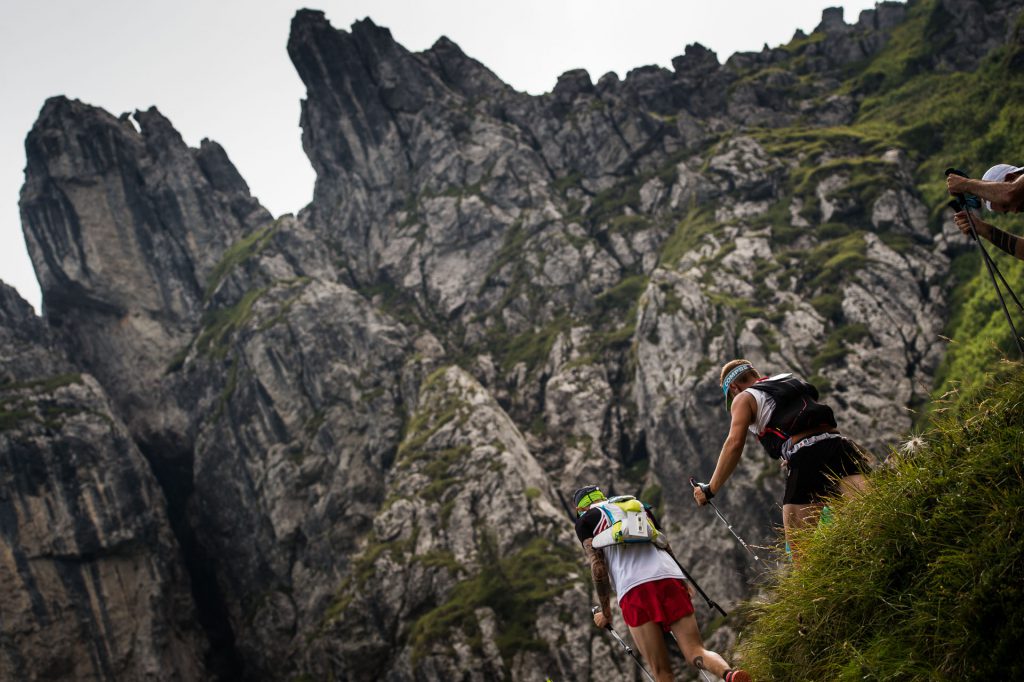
[0,0,884,312]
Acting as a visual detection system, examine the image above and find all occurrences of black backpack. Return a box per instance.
[747,374,837,459]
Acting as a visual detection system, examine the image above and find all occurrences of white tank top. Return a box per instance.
[743,373,790,436]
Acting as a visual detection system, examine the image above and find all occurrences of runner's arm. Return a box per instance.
[947,173,1024,208]
[707,392,757,495]
[953,212,1024,260]
[987,224,1024,260]
[584,538,612,623]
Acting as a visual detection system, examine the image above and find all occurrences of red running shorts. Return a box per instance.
[619,578,694,632]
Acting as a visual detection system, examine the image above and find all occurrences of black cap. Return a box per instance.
[573,485,604,509]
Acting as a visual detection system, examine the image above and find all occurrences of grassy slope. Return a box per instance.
[734,2,1024,679]
[737,362,1024,681]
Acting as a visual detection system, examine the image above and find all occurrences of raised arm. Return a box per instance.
[948,173,1024,210]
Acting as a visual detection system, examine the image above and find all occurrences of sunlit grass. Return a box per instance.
[737,362,1024,681]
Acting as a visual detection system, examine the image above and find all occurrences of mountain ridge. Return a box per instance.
[3,1,1023,679]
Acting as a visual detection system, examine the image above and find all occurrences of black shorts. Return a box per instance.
[783,437,867,505]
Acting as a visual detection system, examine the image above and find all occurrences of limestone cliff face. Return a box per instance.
[19,97,271,449]
[7,0,1024,680]
[0,283,207,680]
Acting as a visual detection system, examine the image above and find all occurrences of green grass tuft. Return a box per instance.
[409,534,581,664]
[204,221,280,300]
[738,363,1024,681]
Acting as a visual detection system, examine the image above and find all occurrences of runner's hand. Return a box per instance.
[954,211,992,239]
[593,610,611,629]
[693,482,713,506]
[947,174,969,195]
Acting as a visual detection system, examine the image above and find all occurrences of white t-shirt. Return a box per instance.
[579,503,684,602]
[601,543,685,602]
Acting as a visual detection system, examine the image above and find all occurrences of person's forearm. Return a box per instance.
[959,178,1020,206]
[587,541,612,616]
[988,224,1024,260]
[973,218,994,240]
[708,436,744,493]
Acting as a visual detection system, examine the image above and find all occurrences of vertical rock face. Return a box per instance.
[0,282,207,680]
[9,2,1024,680]
[19,97,271,445]
[188,275,416,680]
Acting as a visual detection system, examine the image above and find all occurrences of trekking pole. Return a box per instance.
[591,606,655,682]
[689,477,764,565]
[668,634,715,682]
[956,201,1024,355]
[946,167,1024,356]
[662,549,727,617]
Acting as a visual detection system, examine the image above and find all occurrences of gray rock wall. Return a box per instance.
[0,282,207,680]
[6,1,1024,679]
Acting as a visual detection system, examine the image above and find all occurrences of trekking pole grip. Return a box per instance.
[591,604,611,630]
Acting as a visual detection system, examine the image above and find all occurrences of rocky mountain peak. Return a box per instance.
[0,282,208,680]
[671,42,720,74]
[424,35,511,98]
[20,95,271,443]
[7,2,1024,680]
[817,6,849,33]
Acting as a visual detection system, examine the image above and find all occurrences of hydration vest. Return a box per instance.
[591,496,667,549]
[746,374,837,460]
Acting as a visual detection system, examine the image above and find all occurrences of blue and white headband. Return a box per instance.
[721,364,753,408]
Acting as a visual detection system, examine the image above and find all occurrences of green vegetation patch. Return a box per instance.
[409,534,581,664]
[491,316,570,374]
[194,287,269,359]
[658,206,718,268]
[799,232,868,291]
[398,368,469,460]
[809,292,844,324]
[0,373,82,394]
[0,408,37,432]
[931,246,1024,402]
[204,221,280,300]
[810,323,871,371]
[753,126,890,163]
[361,277,426,329]
[418,445,473,504]
[585,274,649,354]
[854,0,955,96]
[320,529,422,629]
[0,374,86,432]
[738,364,1024,681]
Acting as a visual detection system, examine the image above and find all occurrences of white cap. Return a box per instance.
[982,164,1024,211]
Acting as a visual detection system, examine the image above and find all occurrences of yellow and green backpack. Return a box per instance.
[592,496,667,549]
